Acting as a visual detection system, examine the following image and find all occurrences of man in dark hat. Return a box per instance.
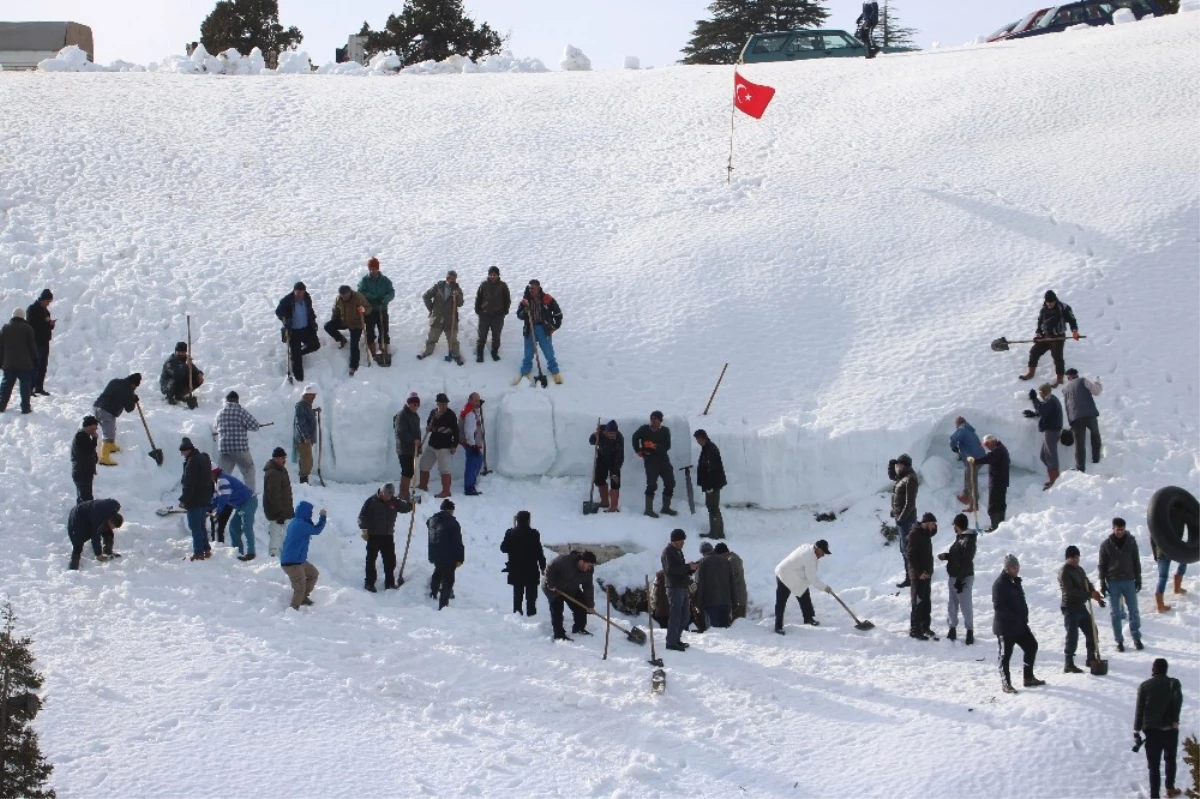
[418,270,464,364]
[324,284,371,376]
[1062,368,1103,473]
[993,554,1044,693]
[427,498,464,609]
[71,415,100,504]
[906,513,939,640]
[358,256,394,364]
[92,372,142,465]
[475,266,511,362]
[67,498,123,570]
[160,341,204,405]
[213,390,262,491]
[419,392,458,499]
[695,539,735,628]
[359,483,402,592]
[275,281,320,381]
[774,540,831,634]
[178,437,214,561]
[588,420,624,512]
[1058,545,1104,673]
[1020,290,1080,386]
[633,411,677,518]
[393,392,423,501]
[262,446,293,557]
[888,453,919,586]
[25,288,54,396]
[662,529,696,650]
[1134,658,1184,799]
[543,549,597,640]
[694,429,727,538]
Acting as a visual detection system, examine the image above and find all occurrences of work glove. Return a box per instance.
[1135,581,1142,593]
[360,529,369,541]
[1098,599,1106,608]
[1028,389,1038,402]
[1100,582,1108,597]
[954,579,965,594]
[1023,410,1038,419]
[937,552,949,561]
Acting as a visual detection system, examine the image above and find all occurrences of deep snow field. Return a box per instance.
[1,12,1198,799]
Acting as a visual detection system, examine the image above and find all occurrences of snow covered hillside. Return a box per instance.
[0,13,1198,799]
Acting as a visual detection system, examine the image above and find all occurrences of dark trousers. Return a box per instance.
[997,631,1039,688]
[511,582,538,615]
[1028,338,1066,375]
[705,605,731,628]
[0,368,32,412]
[774,579,815,629]
[477,313,504,354]
[364,310,389,347]
[68,530,101,568]
[643,457,675,499]
[1062,607,1095,659]
[430,561,457,609]
[1144,727,1179,798]
[1071,416,1102,471]
[287,327,320,381]
[73,473,94,505]
[896,518,915,573]
[547,588,588,636]
[366,535,397,588]
[33,343,49,392]
[909,575,931,633]
[988,485,1008,529]
[399,449,416,478]
[324,320,362,370]
[667,583,690,645]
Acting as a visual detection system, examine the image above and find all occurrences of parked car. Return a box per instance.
[1006,1,1159,40]
[986,9,1051,42]
[739,29,916,64]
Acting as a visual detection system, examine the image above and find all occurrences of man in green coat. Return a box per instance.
[358,257,395,364]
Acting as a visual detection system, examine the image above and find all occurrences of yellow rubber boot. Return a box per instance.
[110,440,123,453]
[99,440,118,466]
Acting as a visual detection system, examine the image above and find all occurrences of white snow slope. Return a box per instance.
[1,14,1198,799]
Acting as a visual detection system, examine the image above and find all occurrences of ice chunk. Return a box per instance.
[560,45,592,71]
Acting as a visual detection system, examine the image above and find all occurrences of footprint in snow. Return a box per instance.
[1106,294,1114,305]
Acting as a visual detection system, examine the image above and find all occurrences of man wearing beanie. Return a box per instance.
[888,453,918,587]
[25,288,54,396]
[633,411,678,518]
[937,513,976,644]
[358,257,394,365]
[694,429,727,538]
[662,529,695,650]
[358,483,402,592]
[588,420,624,513]
[1062,368,1104,472]
[0,306,37,414]
[71,416,100,504]
[427,498,464,609]
[993,554,1044,693]
[262,446,293,557]
[419,393,459,499]
[543,549,597,640]
[1020,289,1080,385]
[906,513,939,640]
[474,266,511,362]
[694,539,735,629]
[324,284,372,376]
[213,390,262,491]
[418,270,465,364]
[393,392,422,501]
[1027,383,1064,490]
[92,372,142,464]
[159,341,204,407]
[67,498,123,570]
[178,438,214,561]
[275,281,320,381]
[294,385,318,485]
[1058,545,1105,673]
[1134,658,1184,799]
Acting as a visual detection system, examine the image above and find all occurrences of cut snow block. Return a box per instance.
[623,56,640,70]
[496,391,556,477]
[326,383,394,483]
[918,455,954,492]
[560,45,592,71]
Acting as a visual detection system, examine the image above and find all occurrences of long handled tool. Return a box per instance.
[602,589,612,660]
[444,291,463,365]
[702,363,728,415]
[829,588,875,631]
[360,306,371,369]
[135,401,164,466]
[556,590,647,645]
[646,575,664,667]
[378,309,392,367]
[480,410,491,476]
[680,464,697,515]
[583,417,602,515]
[285,329,293,385]
[525,312,548,388]
[991,335,1087,352]
[968,457,980,531]
[185,314,198,409]
[1087,599,1108,675]
[396,487,418,587]
[314,408,326,487]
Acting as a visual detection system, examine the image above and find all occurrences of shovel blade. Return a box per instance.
[990,337,1011,352]
[627,626,647,645]
[582,501,599,515]
[1090,659,1108,676]
[185,397,198,410]
[855,620,875,631]
[149,449,164,467]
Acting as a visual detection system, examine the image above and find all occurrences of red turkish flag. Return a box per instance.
[733,72,776,119]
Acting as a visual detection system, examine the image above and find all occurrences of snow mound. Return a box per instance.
[276,50,312,74]
[1113,7,1138,23]
[623,55,641,70]
[560,44,592,71]
[37,44,103,72]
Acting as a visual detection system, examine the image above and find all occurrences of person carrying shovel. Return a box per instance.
[774,540,832,635]
[543,550,597,641]
[1019,290,1080,386]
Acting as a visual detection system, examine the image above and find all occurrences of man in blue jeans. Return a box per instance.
[179,438,214,561]
[514,279,563,385]
[1151,537,1188,613]
[889,453,918,587]
[662,529,696,651]
[1098,517,1143,651]
[212,467,259,562]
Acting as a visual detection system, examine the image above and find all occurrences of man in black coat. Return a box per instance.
[694,429,727,538]
[662,529,695,651]
[1058,545,1105,673]
[419,393,459,499]
[25,289,54,396]
[427,499,464,609]
[358,483,403,592]
[474,266,511,362]
[938,514,977,644]
[906,512,938,640]
[275,282,321,381]
[71,415,100,504]
[1020,290,1080,385]
[972,435,1011,531]
[500,510,547,615]
[393,393,423,502]
[179,437,214,561]
[67,498,123,570]
[856,1,880,56]
[0,307,38,414]
[1134,658,1184,799]
[542,550,596,640]
[93,373,142,465]
[633,411,677,518]
[159,342,204,405]
[1026,384,1064,490]
[993,554,1045,693]
[589,420,624,513]
[888,454,919,587]
[694,542,736,628]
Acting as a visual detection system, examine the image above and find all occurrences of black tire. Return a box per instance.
[1147,486,1199,565]
[1060,429,1075,447]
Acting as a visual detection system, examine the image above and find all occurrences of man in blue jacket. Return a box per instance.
[281,501,327,610]
[212,467,258,561]
[67,498,123,570]
[950,417,985,512]
[427,499,465,609]
[275,282,320,382]
[993,554,1045,694]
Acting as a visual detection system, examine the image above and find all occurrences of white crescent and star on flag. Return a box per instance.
[736,82,752,104]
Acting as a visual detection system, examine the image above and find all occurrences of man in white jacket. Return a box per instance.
[775,540,832,635]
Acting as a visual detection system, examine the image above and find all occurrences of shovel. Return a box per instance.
[556,590,647,645]
[583,417,602,515]
[525,312,548,388]
[828,588,875,631]
[646,575,664,667]
[135,401,164,466]
[680,465,697,515]
[185,314,198,409]
[1087,600,1108,675]
[991,335,1086,352]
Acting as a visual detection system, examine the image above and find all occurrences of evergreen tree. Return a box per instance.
[199,0,304,67]
[0,603,54,799]
[880,2,919,49]
[1160,0,1180,12]
[681,0,830,65]
[360,0,505,65]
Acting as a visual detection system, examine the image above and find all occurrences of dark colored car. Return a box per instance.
[1006,1,1160,40]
